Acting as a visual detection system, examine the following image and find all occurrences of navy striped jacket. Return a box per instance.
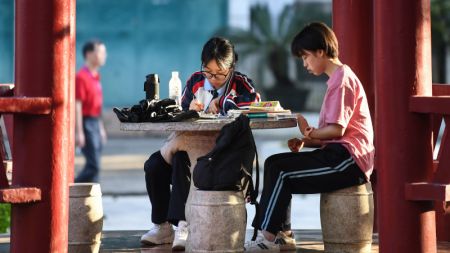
[181,71,260,115]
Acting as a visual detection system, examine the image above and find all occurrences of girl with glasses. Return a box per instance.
[140,37,260,250]
[181,37,260,115]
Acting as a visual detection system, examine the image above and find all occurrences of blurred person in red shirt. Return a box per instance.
[75,39,108,183]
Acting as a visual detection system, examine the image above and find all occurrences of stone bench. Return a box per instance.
[69,183,103,253]
[320,183,374,253]
[186,190,246,252]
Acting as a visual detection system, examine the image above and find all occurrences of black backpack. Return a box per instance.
[192,114,260,239]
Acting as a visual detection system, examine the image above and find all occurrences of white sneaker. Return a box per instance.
[244,233,280,252]
[275,231,296,251]
[140,222,174,245]
[172,220,188,250]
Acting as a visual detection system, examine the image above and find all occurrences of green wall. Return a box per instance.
[0,0,228,107]
[0,0,13,84]
[77,0,228,107]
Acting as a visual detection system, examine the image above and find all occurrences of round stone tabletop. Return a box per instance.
[120,117,297,132]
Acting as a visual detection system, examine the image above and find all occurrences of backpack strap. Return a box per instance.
[248,128,260,241]
[249,137,259,204]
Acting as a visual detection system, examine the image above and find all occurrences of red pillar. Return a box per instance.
[332,0,374,119]
[11,0,74,252]
[374,0,436,252]
[332,0,377,232]
[68,0,76,182]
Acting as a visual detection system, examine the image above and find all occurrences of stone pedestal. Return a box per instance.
[186,190,246,252]
[69,183,103,253]
[320,183,374,253]
[176,131,220,220]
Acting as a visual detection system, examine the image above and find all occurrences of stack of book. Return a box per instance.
[230,101,295,119]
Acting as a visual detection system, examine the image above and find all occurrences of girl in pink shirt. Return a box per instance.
[245,22,375,251]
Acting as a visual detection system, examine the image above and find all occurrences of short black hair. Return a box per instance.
[201,37,238,69]
[291,22,339,58]
[82,39,104,59]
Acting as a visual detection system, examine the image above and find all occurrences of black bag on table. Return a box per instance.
[113,98,199,123]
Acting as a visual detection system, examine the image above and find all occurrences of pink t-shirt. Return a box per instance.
[319,65,375,180]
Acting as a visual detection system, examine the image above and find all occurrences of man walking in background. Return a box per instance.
[75,39,108,183]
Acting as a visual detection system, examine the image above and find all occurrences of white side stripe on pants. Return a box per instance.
[261,157,355,230]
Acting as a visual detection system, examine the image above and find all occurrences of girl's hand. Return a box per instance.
[206,98,220,114]
[296,114,310,136]
[189,99,204,111]
[287,138,304,152]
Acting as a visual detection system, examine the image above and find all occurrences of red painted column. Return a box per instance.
[374,0,436,253]
[332,0,374,119]
[12,0,74,252]
[332,0,377,231]
[68,0,76,182]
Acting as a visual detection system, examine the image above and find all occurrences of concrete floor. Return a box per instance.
[98,229,378,253]
[2,229,450,252]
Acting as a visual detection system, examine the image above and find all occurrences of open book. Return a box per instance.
[229,101,295,119]
[247,101,287,112]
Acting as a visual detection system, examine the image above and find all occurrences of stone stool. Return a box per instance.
[320,183,374,253]
[186,190,246,252]
[69,183,104,253]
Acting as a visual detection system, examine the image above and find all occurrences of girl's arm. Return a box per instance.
[297,114,344,141]
[220,73,260,112]
[302,138,323,147]
[305,123,345,140]
[287,137,322,152]
[181,72,203,111]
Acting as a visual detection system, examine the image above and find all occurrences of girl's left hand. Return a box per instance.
[206,98,220,114]
[287,138,304,152]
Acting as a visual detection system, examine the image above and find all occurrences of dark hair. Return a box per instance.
[291,22,339,59]
[201,37,238,69]
[82,39,104,59]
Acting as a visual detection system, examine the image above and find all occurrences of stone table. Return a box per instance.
[121,117,298,248]
[120,117,297,168]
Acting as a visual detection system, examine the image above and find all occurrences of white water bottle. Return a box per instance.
[169,71,182,105]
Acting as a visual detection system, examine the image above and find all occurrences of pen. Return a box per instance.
[205,98,214,113]
[192,93,206,111]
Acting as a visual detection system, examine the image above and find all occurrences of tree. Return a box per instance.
[431,0,450,83]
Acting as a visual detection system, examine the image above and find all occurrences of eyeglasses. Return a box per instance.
[201,69,231,81]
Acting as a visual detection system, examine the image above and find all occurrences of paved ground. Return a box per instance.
[0,230,380,253]
[1,229,450,252]
[98,230,381,253]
